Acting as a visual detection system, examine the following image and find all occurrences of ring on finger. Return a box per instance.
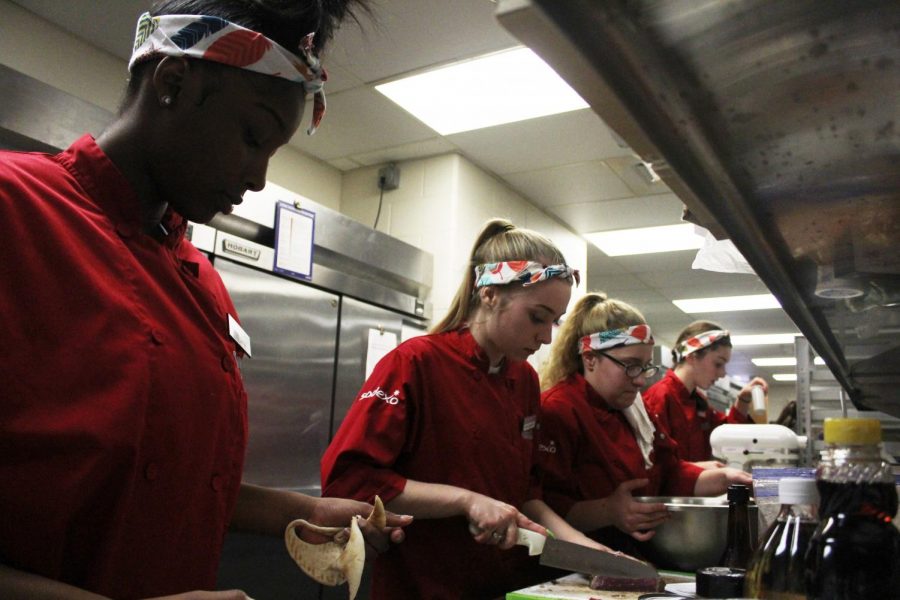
[492,531,504,540]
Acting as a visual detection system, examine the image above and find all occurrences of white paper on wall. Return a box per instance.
[365,328,398,379]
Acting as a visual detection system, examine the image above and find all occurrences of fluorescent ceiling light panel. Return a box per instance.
[752,357,827,367]
[673,293,781,313]
[375,47,588,135]
[585,224,705,256]
[731,333,800,346]
[773,373,798,382]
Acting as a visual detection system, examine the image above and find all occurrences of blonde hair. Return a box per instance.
[540,292,647,390]
[431,218,568,334]
[672,320,732,364]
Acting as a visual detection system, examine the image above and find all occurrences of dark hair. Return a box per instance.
[672,320,731,364]
[123,0,368,105]
[149,0,368,55]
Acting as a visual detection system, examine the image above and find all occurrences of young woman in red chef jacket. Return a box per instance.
[642,321,769,464]
[538,294,751,553]
[321,219,614,600]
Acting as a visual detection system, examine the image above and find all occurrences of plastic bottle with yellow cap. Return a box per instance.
[804,418,900,599]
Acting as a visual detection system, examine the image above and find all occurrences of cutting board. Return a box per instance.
[506,572,694,600]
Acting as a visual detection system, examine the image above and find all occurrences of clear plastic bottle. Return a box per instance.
[744,478,818,599]
[805,418,900,599]
[719,483,755,570]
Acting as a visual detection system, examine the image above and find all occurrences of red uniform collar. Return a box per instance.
[59,135,187,249]
[567,372,617,413]
[663,369,709,409]
[448,327,516,377]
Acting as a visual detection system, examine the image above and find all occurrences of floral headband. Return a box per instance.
[580,324,654,354]
[129,13,328,135]
[474,261,580,288]
[677,329,730,360]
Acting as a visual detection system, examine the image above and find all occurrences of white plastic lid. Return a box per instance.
[778,477,818,505]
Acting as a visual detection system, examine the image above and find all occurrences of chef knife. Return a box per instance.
[516,529,659,580]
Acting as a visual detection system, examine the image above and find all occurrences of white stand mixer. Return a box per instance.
[710,424,809,471]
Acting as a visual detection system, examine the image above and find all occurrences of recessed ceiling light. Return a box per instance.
[374,47,588,135]
[752,357,827,367]
[585,224,705,256]
[773,373,798,382]
[731,333,800,346]
[673,293,781,313]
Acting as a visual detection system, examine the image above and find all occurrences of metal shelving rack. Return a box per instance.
[796,337,900,464]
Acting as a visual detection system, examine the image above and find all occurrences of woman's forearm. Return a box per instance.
[0,564,109,600]
[230,482,320,535]
[522,499,611,548]
[383,479,472,519]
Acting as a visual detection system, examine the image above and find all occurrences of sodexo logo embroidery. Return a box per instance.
[537,440,557,454]
[360,387,401,405]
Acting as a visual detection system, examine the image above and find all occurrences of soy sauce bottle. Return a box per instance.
[744,477,818,599]
[719,483,755,570]
[805,418,900,599]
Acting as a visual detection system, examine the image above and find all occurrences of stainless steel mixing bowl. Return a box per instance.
[635,496,758,572]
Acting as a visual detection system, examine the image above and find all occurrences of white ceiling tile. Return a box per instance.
[555,194,685,235]
[448,109,631,174]
[637,269,764,292]
[505,161,633,207]
[328,0,518,84]
[316,63,366,95]
[327,157,363,171]
[587,273,654,293]
[349,137,457,167]
[289,87,438,160]
[605,156,673,196]
[611,251,697,275]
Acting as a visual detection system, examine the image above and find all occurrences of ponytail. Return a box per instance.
[431,218,567,333]
[540,293,646,389]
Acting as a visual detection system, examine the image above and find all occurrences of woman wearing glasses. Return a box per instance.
[537,294,750,551]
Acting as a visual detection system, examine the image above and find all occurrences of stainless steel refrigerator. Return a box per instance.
[204,208,431,600]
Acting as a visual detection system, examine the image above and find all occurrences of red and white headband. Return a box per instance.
[129,12,328,134]
[677,329,730,360]
[474,261,580,289]
[580,324,654,354]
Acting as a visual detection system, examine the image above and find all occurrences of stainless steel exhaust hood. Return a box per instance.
[498,0,899,416]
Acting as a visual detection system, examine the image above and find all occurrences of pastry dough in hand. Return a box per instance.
[284,496,386,600]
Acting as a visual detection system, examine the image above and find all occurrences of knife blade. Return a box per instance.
[480,526,658,580]
[537,536,659,580]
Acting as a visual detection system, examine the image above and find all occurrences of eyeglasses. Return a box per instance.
[597,352,659,379]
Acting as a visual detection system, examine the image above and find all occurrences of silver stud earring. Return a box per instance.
[161,95,173,106]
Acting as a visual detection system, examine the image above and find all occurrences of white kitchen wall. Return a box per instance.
[341,153,587,372]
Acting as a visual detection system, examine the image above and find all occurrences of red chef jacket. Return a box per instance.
[0,136,248,599]
[321,328,544,600]
[643,369,752,462]
[538,373,702,519]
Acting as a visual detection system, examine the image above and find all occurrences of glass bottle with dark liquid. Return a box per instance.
[805,418,900,600]
[719,483,755,570]
[744,477,818,599]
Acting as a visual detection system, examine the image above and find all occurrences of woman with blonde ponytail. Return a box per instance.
[321,219,612,599]
[538,294,751,554]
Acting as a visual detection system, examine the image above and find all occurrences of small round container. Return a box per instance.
[695,566,746,598]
